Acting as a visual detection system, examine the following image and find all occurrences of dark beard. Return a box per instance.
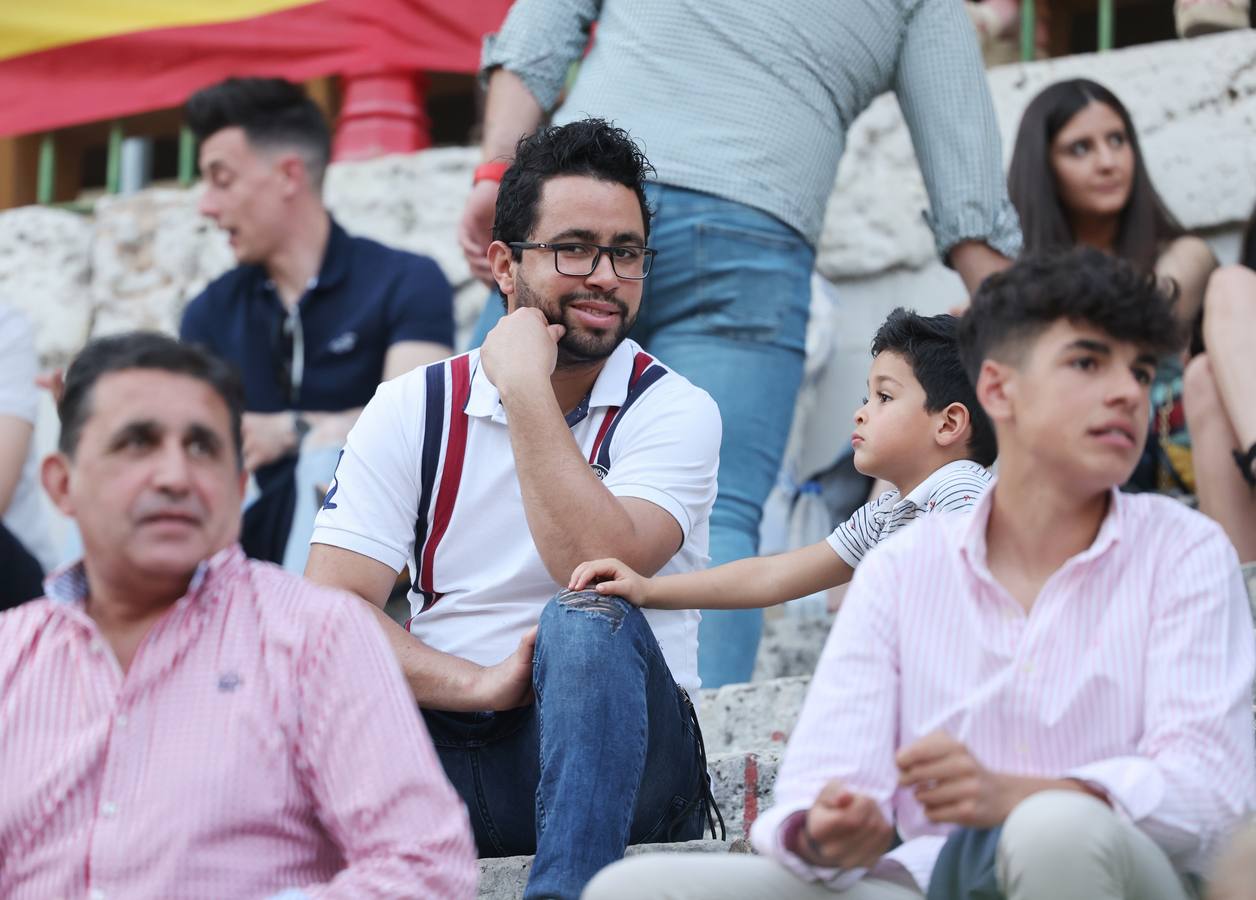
[513,277,635,369]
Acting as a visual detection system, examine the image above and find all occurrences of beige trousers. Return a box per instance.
[583,792,1195,900]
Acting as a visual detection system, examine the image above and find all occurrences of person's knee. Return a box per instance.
[1000,789,1123,870]
[583,857,659,900]
[1183,353,1222,426]
[536,589,648,666]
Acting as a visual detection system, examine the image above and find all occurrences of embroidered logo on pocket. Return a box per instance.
[328,332,358,354]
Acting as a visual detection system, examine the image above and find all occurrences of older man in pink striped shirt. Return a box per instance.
[587,250,1256,900]
[0,333,476,899]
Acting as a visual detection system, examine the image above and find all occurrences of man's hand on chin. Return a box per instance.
[479,308,565,396]
[469,626,537,711]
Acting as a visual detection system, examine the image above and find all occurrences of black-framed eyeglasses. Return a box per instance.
[509,241,657,279]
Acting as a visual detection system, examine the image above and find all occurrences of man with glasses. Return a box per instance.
[179,77,454,567]
[306,119,723,900]
[461,0,1024,688]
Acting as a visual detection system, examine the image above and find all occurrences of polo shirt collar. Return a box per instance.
[897,459,978,512]
[256,215,350,299]
[958,479,1124,577]
[464,339,640,420]
[314,216,352,291]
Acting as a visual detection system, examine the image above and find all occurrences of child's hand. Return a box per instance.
[568,558,652,606]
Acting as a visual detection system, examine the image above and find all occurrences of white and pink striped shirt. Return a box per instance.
[0,545,477,900]
[752,483,1256,893]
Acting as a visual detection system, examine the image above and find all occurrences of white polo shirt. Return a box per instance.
[310,338,721,696]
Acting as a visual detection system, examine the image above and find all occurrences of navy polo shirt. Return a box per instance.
[180,217,453,562]
[180,217,453,414]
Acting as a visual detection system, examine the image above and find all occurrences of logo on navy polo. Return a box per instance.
[328,331,358,354]
[590,463,609,480]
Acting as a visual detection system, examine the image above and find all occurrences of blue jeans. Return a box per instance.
[470,186,814,687]
[421,592,709,900]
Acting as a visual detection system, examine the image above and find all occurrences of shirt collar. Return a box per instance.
[464,339,642,420]
[897,460,984,511]
[44,544,248,610]
[959,479,1124,575]
[253,215,350,301]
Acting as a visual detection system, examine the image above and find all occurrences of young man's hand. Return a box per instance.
[241,411,300,471]
[568,558,652,606]
[792,780,894,870]
[896,731,1011,827]
[479,308,566,397]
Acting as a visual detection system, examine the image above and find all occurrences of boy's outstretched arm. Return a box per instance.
[569,541,853,610]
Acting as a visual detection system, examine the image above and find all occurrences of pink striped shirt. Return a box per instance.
[752,484,1256,893]
[0,545,477,900]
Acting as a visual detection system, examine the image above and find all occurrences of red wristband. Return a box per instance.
[473,161,510,185]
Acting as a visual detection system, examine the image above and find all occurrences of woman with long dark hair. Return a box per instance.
[1008,78,1216,322]
[1008,79,1216,496]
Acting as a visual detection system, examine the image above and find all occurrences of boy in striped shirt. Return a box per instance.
[570,307,995,611]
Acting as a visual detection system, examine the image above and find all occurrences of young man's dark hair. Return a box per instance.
[872,308,998,467]
[185,77,331,186]
[59,331,245,466]
[957,246,1183,384]
[492,118,655,256]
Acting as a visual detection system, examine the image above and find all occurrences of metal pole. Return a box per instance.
[178,125,196,186]
[1020,0,1037,61]
[105,122,123,194]
[36,133,55,205]
[1098,0,1115,50]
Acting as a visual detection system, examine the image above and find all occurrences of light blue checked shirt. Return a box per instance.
[484,0,1022,257]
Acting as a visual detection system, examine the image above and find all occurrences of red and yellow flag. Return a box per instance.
[0,1,513,138]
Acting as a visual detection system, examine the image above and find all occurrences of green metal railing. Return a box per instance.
[1023,0,1115,61]
[32,122,196,206]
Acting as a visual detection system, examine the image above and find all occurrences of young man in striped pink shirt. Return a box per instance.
[587,247,1256,899]
[0,333,476,900]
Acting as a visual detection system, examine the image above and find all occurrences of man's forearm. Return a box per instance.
[361,601,492,711]
[481,68,545,162]
[500,379,645,582]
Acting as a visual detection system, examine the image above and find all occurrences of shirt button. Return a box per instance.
[1021,662,1034,674]
[100,801,118,818]
[89,890,107,900]
[115,714,129,728]
[90,641,105,655]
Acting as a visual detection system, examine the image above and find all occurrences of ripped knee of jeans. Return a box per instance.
[552,588,628,631]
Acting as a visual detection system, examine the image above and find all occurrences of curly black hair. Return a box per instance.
[185,77,330,186]
[492,118,655,253]
[872,308,998,467]
[957,247,1183,384]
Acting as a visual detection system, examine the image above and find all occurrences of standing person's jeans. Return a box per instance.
[421,591,711,900]
[470,185,815,687]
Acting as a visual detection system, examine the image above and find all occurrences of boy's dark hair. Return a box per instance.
[185,78,331,186]
[493,118,655,254]
[59,332,245,468]
[957,247,1183,387]
[872,309,998,467]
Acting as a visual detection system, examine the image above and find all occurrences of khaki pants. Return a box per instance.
[584,792,1194,900]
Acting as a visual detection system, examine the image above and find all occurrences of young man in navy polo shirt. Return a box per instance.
[306,119,723,900]
[179,78,453,566]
